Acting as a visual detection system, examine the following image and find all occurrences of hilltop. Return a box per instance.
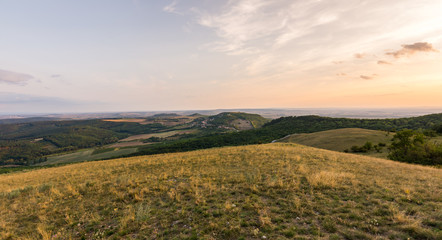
[1,143,440,239]
[197,112,269,130]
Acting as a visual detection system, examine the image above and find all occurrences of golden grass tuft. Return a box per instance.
[307,170,356,188]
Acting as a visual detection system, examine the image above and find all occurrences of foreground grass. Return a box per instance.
[0,143,441,239]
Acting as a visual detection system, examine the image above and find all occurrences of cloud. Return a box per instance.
[386,42,438,58]
[0,69,34,85]
[188,0,442,82]
[377,60,392,65]
[360,75,376,80]
[163,1,181,15]
[354,53,366,59]
[196,0,340,54]
[51,74,61,78]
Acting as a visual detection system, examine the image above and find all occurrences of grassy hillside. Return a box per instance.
[279,128,393,158]
[35,148,138,166]
[1,144,440,239]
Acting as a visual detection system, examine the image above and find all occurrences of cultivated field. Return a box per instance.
[1,143,440,239]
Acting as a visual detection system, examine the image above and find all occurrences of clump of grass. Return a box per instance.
[307,171,355,188]
[0,143,440,239]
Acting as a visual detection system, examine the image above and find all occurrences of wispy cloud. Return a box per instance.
[0,69,34,85]
[354,53,366,59]
[196,0,340,54]
[192,0,442,83]
[360,75,377,80]
[163,1,181,15]
[386,42,438,58]
[377,60,392,65]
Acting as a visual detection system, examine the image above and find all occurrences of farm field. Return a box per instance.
[1,143,440,239]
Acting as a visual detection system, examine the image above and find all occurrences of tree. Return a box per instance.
[388,129,441,165]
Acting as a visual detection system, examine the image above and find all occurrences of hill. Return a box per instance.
[0,143,440,239]
[0,112,268,166]
[196,112,269,130]
[132,114,442,161]
[278,128,393,157]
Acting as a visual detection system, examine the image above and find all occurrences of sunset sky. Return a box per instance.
[1,0,442,113]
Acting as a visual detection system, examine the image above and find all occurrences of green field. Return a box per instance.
[36,148,138,166]
[1,143,440,239]
[279,128,393,157]
[431,135,442,144]
[119,129,197,142]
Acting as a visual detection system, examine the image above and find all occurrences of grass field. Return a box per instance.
[119,130,196,142]
[1,143,440,239]
[279,128,393,157]
[431,135,442,144]
[36,148,138,166]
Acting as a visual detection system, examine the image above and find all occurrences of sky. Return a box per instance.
[1,0,442,114]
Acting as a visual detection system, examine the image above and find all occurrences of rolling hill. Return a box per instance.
[1,143,440,239]
[0,112,269,166]
[132,113,442,161]
[278,128,393,157]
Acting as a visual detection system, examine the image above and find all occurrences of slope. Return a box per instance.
[1,143,441,239]
[278,128,393,157]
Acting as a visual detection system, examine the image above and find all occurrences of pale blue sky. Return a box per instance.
[1,0,442,113]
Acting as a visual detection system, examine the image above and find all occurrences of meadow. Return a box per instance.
[1,143,440,239]
[279,128,393,158]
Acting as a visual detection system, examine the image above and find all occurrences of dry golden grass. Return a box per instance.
[0,143,441,239]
